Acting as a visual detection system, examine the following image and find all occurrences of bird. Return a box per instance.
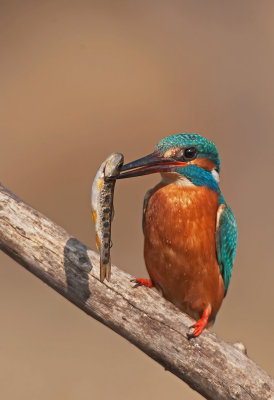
[117,133,237,338]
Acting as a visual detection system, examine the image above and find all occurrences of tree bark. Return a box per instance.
[0,183,273,400]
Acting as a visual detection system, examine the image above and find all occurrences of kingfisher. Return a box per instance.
[117,133,237,338]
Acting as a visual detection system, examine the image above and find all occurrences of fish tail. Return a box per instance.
[100,260,111,282]
[100,261,106,282]
[106,262,111,281]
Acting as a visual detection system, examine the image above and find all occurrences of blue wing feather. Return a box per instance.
[216,203,237,296]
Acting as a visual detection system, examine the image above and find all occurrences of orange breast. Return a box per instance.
[144,182,224,321]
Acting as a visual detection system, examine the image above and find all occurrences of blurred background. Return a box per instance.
[0,1,273,399]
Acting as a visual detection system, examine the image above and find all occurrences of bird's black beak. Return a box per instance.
[116,151,187,179]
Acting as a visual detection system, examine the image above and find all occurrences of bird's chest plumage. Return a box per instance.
[144,181,224,320]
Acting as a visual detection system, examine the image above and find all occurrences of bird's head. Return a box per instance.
[118,133,220,188]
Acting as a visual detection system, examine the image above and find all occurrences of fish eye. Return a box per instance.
[184,147,197,160]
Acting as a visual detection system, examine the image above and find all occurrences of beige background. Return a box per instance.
[0,1,273,399]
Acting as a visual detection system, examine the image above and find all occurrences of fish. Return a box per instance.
[91,153,124,282]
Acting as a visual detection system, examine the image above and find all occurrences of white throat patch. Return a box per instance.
[160,172,194,187]
[211,169,220,183]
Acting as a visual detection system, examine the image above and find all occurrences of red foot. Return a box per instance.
[188,307,210,339]
[131,278,153,288]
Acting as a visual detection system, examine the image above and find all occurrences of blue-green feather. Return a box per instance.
[156,133,220,172]
[174,164,220,192]
[216,204,237,296]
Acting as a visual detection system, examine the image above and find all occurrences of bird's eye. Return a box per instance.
[184,147,197,160]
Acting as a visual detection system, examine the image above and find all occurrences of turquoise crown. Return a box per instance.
[156,133,220,172]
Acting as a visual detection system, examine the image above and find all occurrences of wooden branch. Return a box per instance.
[0,183,273,400]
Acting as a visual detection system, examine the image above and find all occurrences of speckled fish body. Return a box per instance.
[91,153,124,281]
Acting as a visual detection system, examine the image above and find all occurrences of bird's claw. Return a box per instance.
[187,309,210,339]
[131,278,153,288]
